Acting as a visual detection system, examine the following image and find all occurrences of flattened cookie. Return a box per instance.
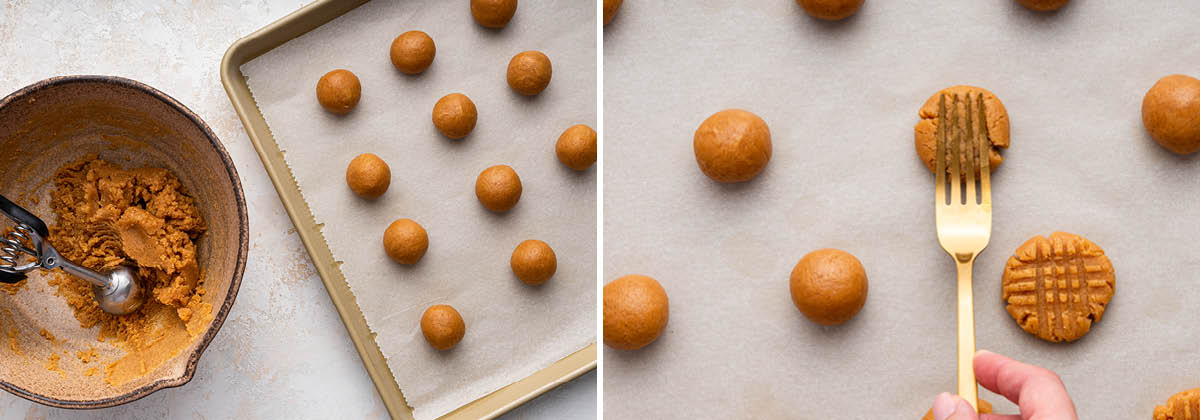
[921,399,992,420]
[1155,388,1200,420]
[1002,232,1115,342]
[914,85,1010,174]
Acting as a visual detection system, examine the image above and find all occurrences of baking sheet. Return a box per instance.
[239,1,596,419]
[603,1,1200,418]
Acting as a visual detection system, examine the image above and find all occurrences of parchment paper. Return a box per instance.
[604,1,1200,418]
[241,2,595,419]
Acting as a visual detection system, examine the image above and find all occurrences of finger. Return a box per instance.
[980,415,1022,420]
[974,350,1078,420]
[934,393,980,420]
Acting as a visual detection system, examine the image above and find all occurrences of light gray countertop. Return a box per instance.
[0,1,594,418]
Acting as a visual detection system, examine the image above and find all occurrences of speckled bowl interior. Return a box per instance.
[0,76,247,408]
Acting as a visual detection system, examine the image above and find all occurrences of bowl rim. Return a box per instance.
[0,75,249,409]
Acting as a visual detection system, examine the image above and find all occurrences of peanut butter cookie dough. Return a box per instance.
[797,0,865,21]
[1155,388,1200,420]
[1002,232,1115,343]
[475,165,522,213]
[345,153,391,199]
[46,155,212,387]
[510,239,557,285]
[789,249,868,326]
[914,85,1010,174]
[603,0,623,26]
[693,109,772,183]
[507,51,552,96]
[432,93,478,140]
[471,0,518,29]
[421,305,465,351]
[383,219,429,264]
[316,69,361,115]
[603,275,669,350]
[1016,0,1069,11]
[1142,74,1200,155]
[390,30,436,75]
[556,124,597,171]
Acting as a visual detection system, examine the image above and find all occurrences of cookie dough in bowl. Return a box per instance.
[0,76,247,408]
[913,85,1009,174]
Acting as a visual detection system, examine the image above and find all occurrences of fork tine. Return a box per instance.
[963,93,977,206]
[935,94,948,206]
[976,93,991,206]
[949,94,962,205]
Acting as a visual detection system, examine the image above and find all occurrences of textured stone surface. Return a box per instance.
[0,1,592,418]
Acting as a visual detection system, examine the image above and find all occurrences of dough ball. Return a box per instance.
[475,165,522,213]
[603,275,669,350]
[913,85,1010,173]
[1016,0,1069,11]
[797,0,865,21]
[383,219,428,265]
[693,109,772,183]
[432,93,478,139]
[603,0,623,26]
[471,0,517,29]
[1142,74,1200,155]
[556,124,597,171]
[921,399,993,420]
[789,248,868,326]
[421,305,465,351]
[510,239,557,285]
[507,51,552,96]
[345,153,391,199]
[390,30,436,75]
[316,69,361,115]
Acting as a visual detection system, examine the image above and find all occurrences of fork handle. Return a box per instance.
[956,258,979,411]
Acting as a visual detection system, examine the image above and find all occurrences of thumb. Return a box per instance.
[933,392,980,420]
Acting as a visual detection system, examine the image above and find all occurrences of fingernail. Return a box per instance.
[933,393,958,420]
[976,349,994,357]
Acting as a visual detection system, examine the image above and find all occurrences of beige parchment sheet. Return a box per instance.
[604,1,1200,418]
[241,1,596,419]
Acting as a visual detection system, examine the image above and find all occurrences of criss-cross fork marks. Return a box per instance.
[1156,389,1200,420]
[1002,234,1115,342]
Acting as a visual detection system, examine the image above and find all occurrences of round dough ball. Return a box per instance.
[789,248,868,326]
[471,0,517,29]
[603,0,623,26]
[913,85,1010,173]
[390,30,436,75]
[507,51,552,96]
[693,109,772,183]
[421,305,465,350]
[316,69,361,115]
[797,0,865,21]
[510,239,557,285]
[432,93,478,139]
[383,219,428,264]
[603,275,669,350]
[556,124,597,171]
[475,165,522,213]
[1016,0,1069,12]
[1142,74,1200,155]
[345,153,391,199]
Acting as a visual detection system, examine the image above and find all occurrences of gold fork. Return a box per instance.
[934,93,993,412]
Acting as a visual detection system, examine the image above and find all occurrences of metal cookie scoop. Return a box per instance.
[0,193,144,315]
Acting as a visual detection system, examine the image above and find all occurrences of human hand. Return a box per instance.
[932,350,1078,420]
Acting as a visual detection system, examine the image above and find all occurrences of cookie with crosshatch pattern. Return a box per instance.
[1002,232,1115,342]
[1155,388,1200,420]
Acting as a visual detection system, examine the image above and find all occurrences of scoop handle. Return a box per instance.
[0,194,49,238]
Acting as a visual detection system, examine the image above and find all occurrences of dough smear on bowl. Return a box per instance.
[45,154,212,387]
